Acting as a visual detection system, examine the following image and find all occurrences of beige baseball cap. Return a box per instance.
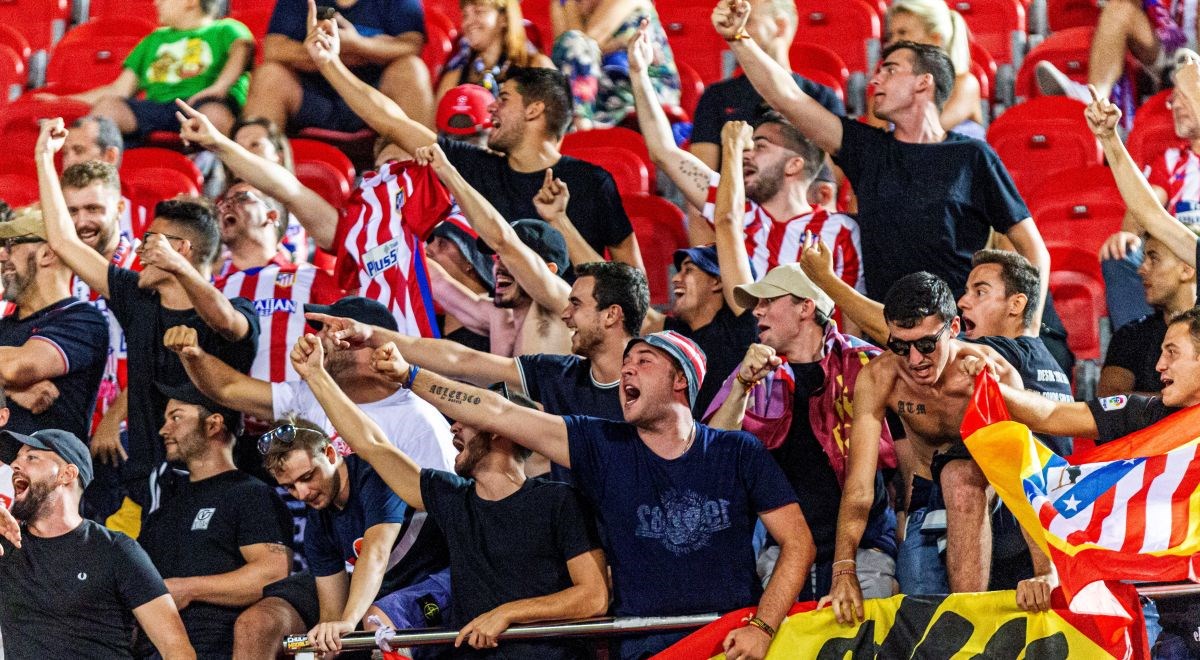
[733,263,835,317]
[0,205,47,240]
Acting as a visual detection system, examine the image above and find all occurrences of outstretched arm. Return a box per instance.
[714,0,843,155]
[1004,220,1050,330]
[714,121,756,314]
[35,119,112,297]
[164,326,275,421]
[799,234,887,342]
[176,100,340,251]
[292,334,425,509]
[418,145,570,314]
[629,21,714,209]
[306,0,437,155]
[962,357,1099,437]
[372,342,571,466]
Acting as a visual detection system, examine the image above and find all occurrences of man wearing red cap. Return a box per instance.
[369,330,814,660]
[436,83,494,148]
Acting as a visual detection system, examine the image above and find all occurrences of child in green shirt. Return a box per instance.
[41,0,253,139]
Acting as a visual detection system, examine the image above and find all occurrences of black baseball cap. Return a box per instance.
[430,219,495,289]
[673,244,756,280]
[476,219,570,275]
[305,296,399,332]
[0,429,93,488]
[157,381,243,437]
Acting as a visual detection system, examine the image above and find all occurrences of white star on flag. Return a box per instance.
[1063,494,1081,511]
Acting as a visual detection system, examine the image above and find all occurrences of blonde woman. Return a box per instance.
[436,0,554,104]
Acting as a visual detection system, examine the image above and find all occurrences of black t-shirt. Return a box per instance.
[833,118,1030,301]
[772,363,891,563]
[139,470,293,657]
[1104,311,1166,393]
[970,335,1075,455]
[1087,394,1182,443]
[106,265,260,484]
[0,297,108,439]
[420,470,599,659]
[0,520,168,659]
[690,73,845,146]
[438,137,634,256]
[441,320,491,353]
[664,305,758,415]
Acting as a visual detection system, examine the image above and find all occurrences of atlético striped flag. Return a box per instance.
[963,372,1200,617]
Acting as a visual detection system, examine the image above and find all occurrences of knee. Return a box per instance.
[198,103,236,135]
[940,461,988,510]
[380,54,430,89]
[249,61,299,93]
[234,600,287,640]
[362,605,393,630]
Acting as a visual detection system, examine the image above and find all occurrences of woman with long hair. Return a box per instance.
[437,0,554,104]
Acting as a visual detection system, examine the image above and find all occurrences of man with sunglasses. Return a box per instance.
[292,333,608,657]
[37,119,260,523]
[233,419,450,659]
[0,206,108,442]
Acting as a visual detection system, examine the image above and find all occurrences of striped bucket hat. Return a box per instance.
[624,331,708,408]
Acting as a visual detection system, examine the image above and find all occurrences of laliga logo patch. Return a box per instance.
[1098,395,1128,412]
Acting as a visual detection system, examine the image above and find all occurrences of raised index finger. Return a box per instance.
[1086,84,1102,105]
[174,97,203,119]
[307,0,317,28]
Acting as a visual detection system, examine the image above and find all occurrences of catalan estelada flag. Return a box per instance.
[963,371,1200,618]
[655,588,1147,658]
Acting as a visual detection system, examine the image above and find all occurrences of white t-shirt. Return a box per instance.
[0,464,10,510]
[271,380,456,472]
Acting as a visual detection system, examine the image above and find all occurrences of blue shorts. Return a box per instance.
[293,73,370,132]
[372,569,451,629]
[125,96,240,137]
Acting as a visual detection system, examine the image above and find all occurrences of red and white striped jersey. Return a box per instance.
[71,235,140,432]
[1146,144,1200,227]
[334,160,452,338]
[216,256,344,383]
[702,173,865,292]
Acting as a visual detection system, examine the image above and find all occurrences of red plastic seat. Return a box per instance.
[44,22,155,93]
[121,167,200,234]
[229,6,274,65]
[0,44,24,104]
[794,0,880,75]
[1024,164,1124,221]
[660,1,733,85]
[561,126,654,183]
[559,146,649,197]
[296,159,351,210]
[0,0,69,52]
[986,97,1101,193]
[291,138,355,188]
[1047,0,1103,32]
[622,193,687,306]
[121,147,204,190]
[424,7,458,44]
[1015,26,1093,99]
[1047,241,1105,295]
[86,0,157,22]
[1050,270,1104,360]
[422,18,454,82]
[0,97,90,161]
[955,0,1027,67]
[0,172,38,206]
[790,43,851,100]
[0,25,31,70]
[676,61,704,121]
[1127,89,1178,167]
[795,68,846,106]
[1035,200,1125,258]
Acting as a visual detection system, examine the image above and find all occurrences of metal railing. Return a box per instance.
[282,582,1200,655]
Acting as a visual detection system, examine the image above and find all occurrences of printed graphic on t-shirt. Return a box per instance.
[147,38,213,82]
[192,507,216,531]
[635,489,732,555]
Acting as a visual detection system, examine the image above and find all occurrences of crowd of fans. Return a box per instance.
[2,0,1200,658]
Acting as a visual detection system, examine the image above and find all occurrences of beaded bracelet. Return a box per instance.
[832,559,857,568]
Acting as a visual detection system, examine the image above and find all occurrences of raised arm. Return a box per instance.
[799,234,887,342]
[35,119,112,297]
[629,21,714,209]
[707,344,782,430]
[309,313,523,389]
[1003,220,1050,329]
[371,342,571,467]
[961,357,1099,437]
[713,0,843,154]
[1087,85,1196,265]
[176,99,340,251]
[418,145,570,313]
[714,121,756,314]
[164,326,275,421]
[427,261,496,336]
[306,0,437,155]
[293,334,425,509]
[139,234,250,341]
[534,170,606,266]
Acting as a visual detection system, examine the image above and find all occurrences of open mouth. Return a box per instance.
[222,213,238,230]
[623,383,641,408]
[910,363,933,378]
[1163,376,1176,388]
[962,316,976,334]
[12,475,28,498]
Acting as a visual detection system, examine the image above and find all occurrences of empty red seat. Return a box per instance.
[1126,89,1177,167]
[790,42,851,101]
[121,167,200,234]
[660,1,733,85]
[1015,26,1093,100]
[291,138,355,188]
[561,126,655,183]
[0,97,90,161]
[1047,241,1105,295]
[296,159,351,210]
[86,0,156,22]
[0,172,38,206]
[794,0,880,74]
[1024,164,1124,220]
[622,193,687,306]
[560,146,649,197]
[955,0,1027,67]
[0,24,30,71]
[0,44,24,104]
[1050,270,1104,360]
[1035,200,1125,258]
[121,147,204,190]
[424,7,458,44]
[986,97,1101,193]
[0,0,69,52]
[1047,0,1103,32]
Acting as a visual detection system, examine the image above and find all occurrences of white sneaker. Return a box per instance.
[1035,61,1092,102]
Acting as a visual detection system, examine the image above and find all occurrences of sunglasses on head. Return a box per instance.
[0,235,44,251]
[886,322,950,357]
[257,424,328,455]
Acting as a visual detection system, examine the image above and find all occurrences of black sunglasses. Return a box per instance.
[257,424,328,455]
[886,323,950,357]
[0,236,45,251]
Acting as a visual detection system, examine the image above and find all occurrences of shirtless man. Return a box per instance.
[416,143,573,357]
[823,272,1053,623]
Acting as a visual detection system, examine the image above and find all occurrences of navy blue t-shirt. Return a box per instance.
[518,354,622,481]
[691,74,845,146]
[268,0,424,82]
[564,416,797,617]
[834,118,1030,301]
[304,455,448,598]
[971,335,1074,455]
[0,297,108,439]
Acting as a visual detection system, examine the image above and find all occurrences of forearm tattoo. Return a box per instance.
[427,383,482,406]
[680,161,710,194]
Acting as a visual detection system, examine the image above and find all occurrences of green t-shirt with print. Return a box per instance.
[123,18,253,106]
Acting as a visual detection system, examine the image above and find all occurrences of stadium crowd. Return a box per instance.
[1,0,1200,657]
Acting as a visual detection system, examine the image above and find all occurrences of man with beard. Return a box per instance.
[232,418,449,658]
[0,429,195,658]
[629,25,862,290]
[0,206,108,439]
[416,143,573,358]
[57,117,141,242]
[370,330,813,660]
[138,382,291,658]
[293,332,608,658]
[303,3,642,270]
[37,119,260,520]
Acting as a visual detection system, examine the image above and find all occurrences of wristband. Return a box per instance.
[401,365,420,389]
[724,30,750,42]
[735,373,757,393]
[832,559,856,568]
[746,616,775,639]
[832,569,857,580]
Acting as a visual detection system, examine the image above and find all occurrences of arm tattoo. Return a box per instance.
[427,383,482,406]
[265,543,291,555]
[679,161,711,196]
